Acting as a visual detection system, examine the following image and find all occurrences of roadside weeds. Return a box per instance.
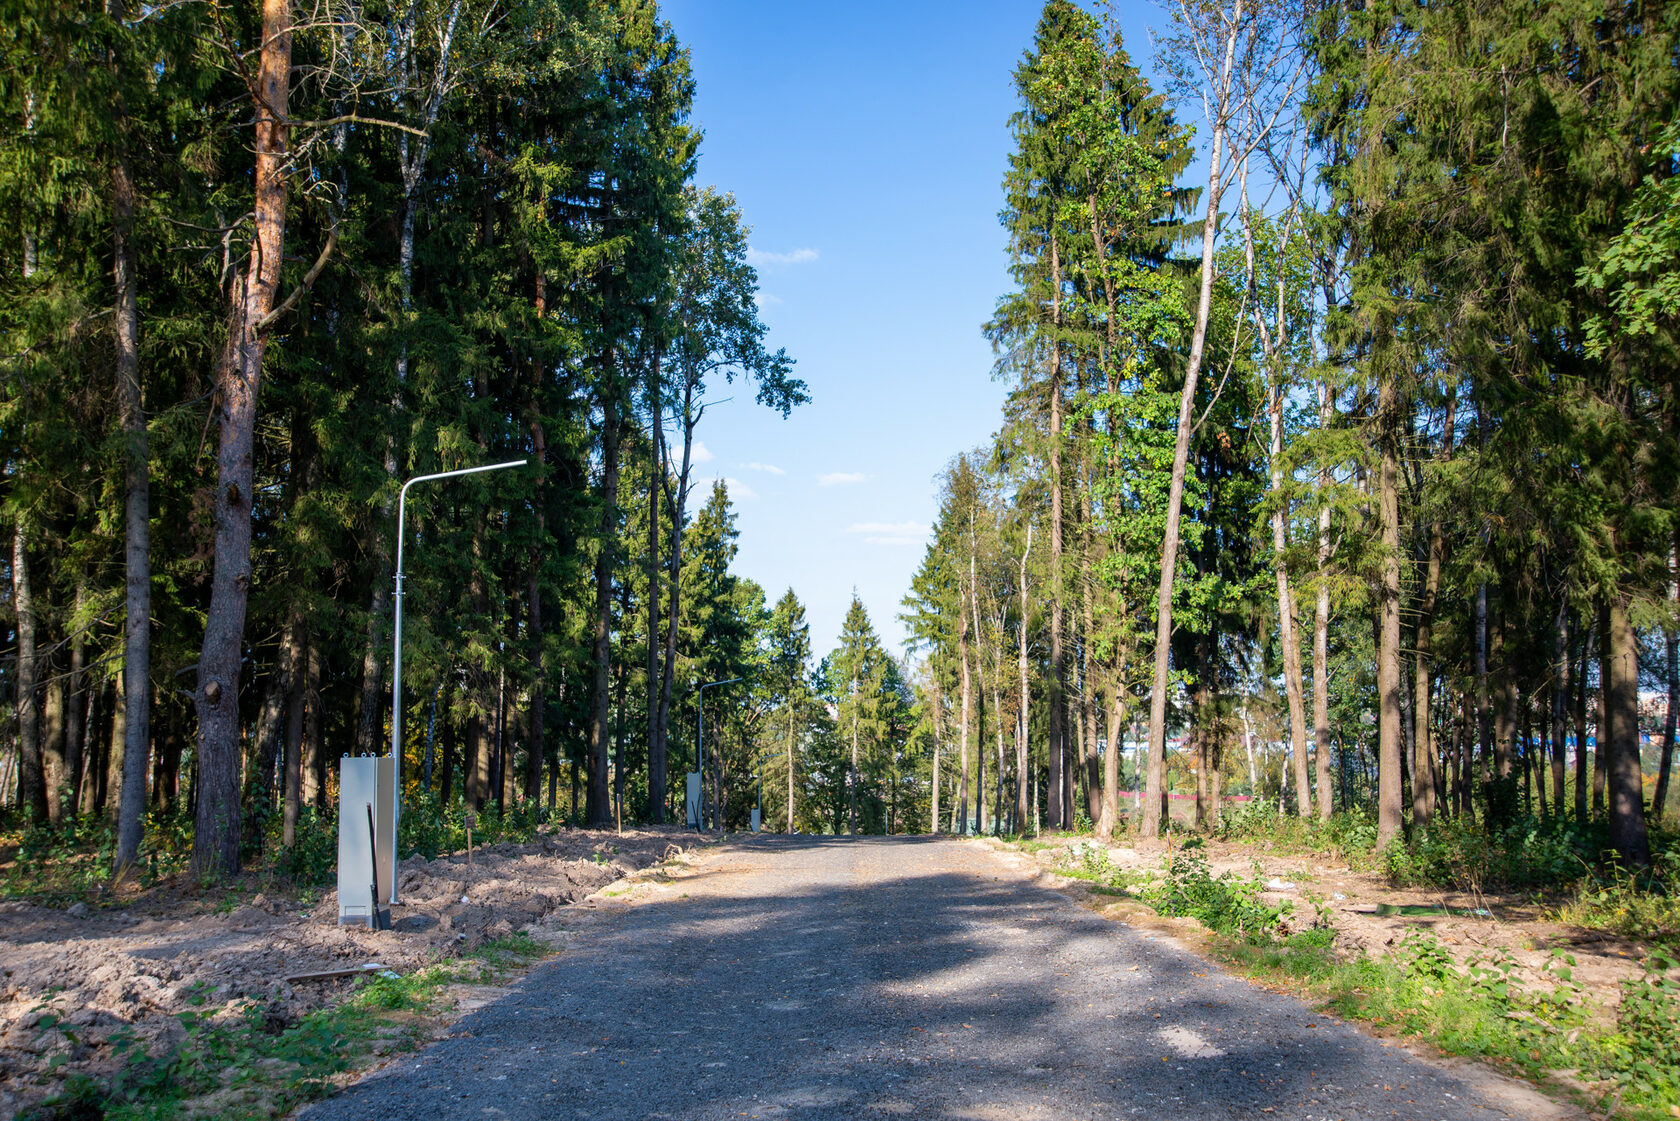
[991,834,1680,1121]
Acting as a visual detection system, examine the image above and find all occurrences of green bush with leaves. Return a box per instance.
[1138,847,1292,941]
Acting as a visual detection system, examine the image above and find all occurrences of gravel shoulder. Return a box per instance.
[301,834,1578,1121]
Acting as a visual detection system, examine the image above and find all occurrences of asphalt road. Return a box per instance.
[302,835,1569,1121]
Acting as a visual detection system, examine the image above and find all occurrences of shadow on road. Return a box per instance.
[301,835,1539,1121]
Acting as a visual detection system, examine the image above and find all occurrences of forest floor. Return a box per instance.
[0,824,709,1119]
[997,830,1676,1118]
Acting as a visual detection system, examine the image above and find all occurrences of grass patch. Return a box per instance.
[1554,847,1680,949]
[22,934,552,1121]
[1217,932,1679,1120]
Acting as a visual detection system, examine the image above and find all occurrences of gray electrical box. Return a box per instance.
[338,755,395,927]
[685,771,701,828]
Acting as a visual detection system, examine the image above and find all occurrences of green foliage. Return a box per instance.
[1220,925,1680,1119]
[1137,848,1292,941]
[0,812,194,902]
[1557,843,1680,949]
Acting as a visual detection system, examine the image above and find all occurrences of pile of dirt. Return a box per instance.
[0,825,696,1118]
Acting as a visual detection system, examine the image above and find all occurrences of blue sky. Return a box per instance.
[662,1,1170,660]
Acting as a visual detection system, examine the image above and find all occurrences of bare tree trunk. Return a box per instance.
[105,677,127,823]
[656,382,699,817]
[1605,591,1651,865]
[1595,601,1610,815]
[957,595,973,835]
[787,700,796,832]
[1375,376,1405,847]
[1081,514,1101,827]
[969,531,986,834]
[192,0,291,876]
[1552,602,1570,812]
[1269,383,1311,818]
[304,642,324,809]
[527,322,548,806]
[12,523,44,822]
[930,676,943,834]
[1412,520,1443,828]
[1144,99,1227,840]
[1574,617,1590,819]
[1475,581,1491,804]
[1657,549,1677,821]
[587,402,619,826]
[64,585,87,818]
[1099,686,1123,837]
[281,617,305,848]
[1313,488,1334,821]
[1017,527,1031,830]
[1047,229,1066,832]
[78,685,101,817]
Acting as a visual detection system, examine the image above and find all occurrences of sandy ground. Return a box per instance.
[0,825,704,1118]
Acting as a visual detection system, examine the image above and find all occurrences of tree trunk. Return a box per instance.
[1144,112,1226,840]
[1657,551,1677,821]
[43,620,66,823]
[930,676,943,834]
[191,0,291,877]
[1269,384,1311,818]
[970,534,988,834]
[1551,602,1570,812]
[957,596,973,835]
[1605,591,1651,865]
[64,586,87,819]
[1375,376,1405,847]
[105,677,127,824]
[13,523,45,823]
[1595,601,1610,815]
[656,384,699,822]
[587,398,619,827]
[1573,617,1590,819]
[527,335,548,805]
[1046,229,1066,832]
[1313,384,1335,821]
[281,619,305,848]
[1412,512,1443,828]
[78,684,102,817]
[1081,514,1101,828]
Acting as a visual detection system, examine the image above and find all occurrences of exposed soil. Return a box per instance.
[996,833,1654,1011]
[0,825,704,1118]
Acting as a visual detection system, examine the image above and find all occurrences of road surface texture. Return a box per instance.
[303,835,1571,1121]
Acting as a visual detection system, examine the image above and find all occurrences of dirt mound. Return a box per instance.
[0,826,694,1118]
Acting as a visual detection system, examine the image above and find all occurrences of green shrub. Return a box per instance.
[1138,848,1291,941]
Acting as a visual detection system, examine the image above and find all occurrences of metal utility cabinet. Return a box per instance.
[338,755,395,926]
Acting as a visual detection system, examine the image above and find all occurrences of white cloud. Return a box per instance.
[690,440,714,465]
[847,520,930,547]
[742,461,786,476]
[746,247,819,268]
[755,292,784,306]
[818,471,868,487]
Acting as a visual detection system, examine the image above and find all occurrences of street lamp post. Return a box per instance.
[694,677,743,830]
[390,459,526,897]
